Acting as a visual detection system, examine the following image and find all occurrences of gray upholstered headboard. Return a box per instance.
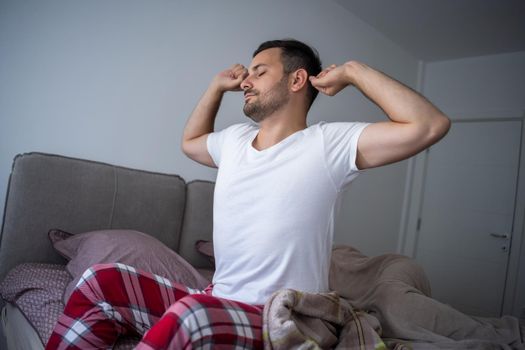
[0,152,214,282]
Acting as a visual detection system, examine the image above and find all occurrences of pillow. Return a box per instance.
[0,263,71,344]
[195,268,214,283]
[195,240,215,265]
[49,229,210,303]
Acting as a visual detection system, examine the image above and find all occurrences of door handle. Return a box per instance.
[490,233,510,239]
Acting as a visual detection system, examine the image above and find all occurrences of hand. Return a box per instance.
[211,64,248,93]
[309,63,352,96]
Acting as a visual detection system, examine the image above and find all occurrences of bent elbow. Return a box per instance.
[428,113,451,144]
[441,113,452,133]
[181,140,191,157]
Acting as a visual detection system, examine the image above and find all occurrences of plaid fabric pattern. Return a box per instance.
[137,295,263,350]
[45,263,263,350]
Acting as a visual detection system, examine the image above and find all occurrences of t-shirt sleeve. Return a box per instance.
[206,127,229,167]
[321,122,370,190]
[207,123,253,167]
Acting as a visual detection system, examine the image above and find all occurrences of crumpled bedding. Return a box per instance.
[329,245,525,350]
[263,288,385,350]
[0,263,140,349]
[0,263,70,345]
[2,246,524,350]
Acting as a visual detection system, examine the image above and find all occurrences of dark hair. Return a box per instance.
[253,39,322,109]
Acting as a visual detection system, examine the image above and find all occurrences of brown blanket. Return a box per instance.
[263,289,386,350]
[329,245,525,349]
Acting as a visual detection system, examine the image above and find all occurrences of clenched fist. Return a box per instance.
[211,64,249,93]
[309,62,356,96]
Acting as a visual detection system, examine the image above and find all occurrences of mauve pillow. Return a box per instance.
[49,229,210,303]
[195,240,215,265]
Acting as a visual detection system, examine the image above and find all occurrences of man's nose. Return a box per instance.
[240,75,252,91]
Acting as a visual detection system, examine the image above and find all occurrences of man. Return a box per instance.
[46,39,450,349]
[181,37,449,308]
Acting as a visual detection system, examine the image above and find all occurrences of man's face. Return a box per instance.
[242,48,290,123]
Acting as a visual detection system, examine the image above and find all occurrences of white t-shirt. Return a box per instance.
[206,121,369,305]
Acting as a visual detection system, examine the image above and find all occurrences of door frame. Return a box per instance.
[397,112,525,317]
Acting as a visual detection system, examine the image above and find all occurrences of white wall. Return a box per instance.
[423,52,525,118]
[0,0,418,256]
[422,51,525,317]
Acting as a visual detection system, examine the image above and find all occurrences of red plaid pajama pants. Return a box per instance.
[45,263,263,349]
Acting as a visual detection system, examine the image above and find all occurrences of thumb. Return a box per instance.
[309,75,320,84]
[309,75,325,87]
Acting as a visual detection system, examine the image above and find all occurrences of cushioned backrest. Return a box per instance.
[178,180,214,269]
[0,152,186,282]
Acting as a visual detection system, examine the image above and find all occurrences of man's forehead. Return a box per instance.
[248,48,282,71]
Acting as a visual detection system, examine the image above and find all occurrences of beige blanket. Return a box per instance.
[329,245,525,349]
[263,288,386,350]
[263,245,524,349]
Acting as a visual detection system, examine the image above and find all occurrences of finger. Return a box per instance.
[319,64,337,75]
[240,68,248,80]
[309,76,325,89]
[230,68,241,79]
[316,66,334,79]
[323,65,337,74]
[232,64,246,73]
[309,75,323,83]
[230,69,244,80]
[316,71,328,79]
[233,63,247,74]
[233,68,248,80]
[228,64,245,77]
[310,72,329,84]
[233,65,247,75]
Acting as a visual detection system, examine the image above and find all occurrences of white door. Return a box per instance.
[414,119,521,317]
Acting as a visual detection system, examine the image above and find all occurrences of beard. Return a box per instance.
[243,76,290,123]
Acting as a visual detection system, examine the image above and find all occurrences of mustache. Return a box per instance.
[244,89,259,97]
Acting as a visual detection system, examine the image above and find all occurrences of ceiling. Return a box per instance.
[333,0,525,62]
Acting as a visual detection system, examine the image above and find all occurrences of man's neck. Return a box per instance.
[252,108,307,151]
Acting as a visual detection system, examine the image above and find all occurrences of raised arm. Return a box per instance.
[309,61,451,170]
[181,64,248,167]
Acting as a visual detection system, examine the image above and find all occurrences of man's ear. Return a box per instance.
[290,69,308,92]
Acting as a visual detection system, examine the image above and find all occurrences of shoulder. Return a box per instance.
[220,122,258,138]
[311,121,370,139]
